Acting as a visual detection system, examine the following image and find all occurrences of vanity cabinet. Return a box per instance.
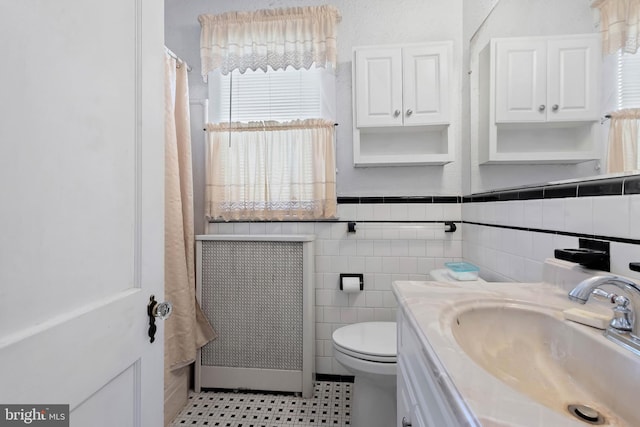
[352,42,454,166]
[397,308,460,427]
[478,34,601,164]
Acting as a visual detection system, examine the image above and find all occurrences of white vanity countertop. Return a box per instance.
[392,279,630,427]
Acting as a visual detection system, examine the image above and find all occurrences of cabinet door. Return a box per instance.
[547,35,600,121]
[355,47,403,127]
[397,363,414,427]
[494,39,547,122]
[403,44,450,126]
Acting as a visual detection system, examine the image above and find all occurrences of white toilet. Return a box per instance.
[332,321,397,427]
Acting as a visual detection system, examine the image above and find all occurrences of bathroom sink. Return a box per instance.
[449,301,639,426]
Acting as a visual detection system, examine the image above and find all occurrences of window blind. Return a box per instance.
[617,50,640,110]
[209,66,334,123]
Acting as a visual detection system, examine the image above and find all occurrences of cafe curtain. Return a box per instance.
[205,119,337,221]
[607,108,640,172]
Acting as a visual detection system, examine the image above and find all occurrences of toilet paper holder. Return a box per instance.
[339,273,364,291]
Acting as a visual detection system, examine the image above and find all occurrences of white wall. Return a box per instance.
[165,0,464,231]
[464,0,605,194]
[164,0,465,376]
[163,0,640,378]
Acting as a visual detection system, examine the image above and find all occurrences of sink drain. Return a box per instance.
[567,404,605,425]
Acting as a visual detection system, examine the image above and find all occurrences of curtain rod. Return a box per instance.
[165,46,192,72]
[203,123,338,131]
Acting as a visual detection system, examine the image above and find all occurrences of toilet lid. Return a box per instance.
[332,322,396,362]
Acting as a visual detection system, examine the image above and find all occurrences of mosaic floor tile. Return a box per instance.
[171,381,351,427]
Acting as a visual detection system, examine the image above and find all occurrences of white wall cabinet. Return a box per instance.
[355,44,450,127]
[495,36,599,123]
[479,34,601,164]
[352,41,454,166]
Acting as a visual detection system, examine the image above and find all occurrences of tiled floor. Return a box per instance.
[171,381,351,427]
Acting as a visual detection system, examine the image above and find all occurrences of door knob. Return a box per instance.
[552,104,559,111]
[538,104,546,112]
[406,109,413,116]
[394,109,401,117]
[402,416,412,427]
[147,295,172,343]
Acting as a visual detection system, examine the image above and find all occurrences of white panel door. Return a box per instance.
[0,1,165,426]
[355,47,403,127]
[547,35,600,122]
[402,43,450,126]
[494,39,547,123]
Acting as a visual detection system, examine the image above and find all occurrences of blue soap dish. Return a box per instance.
[444,262,480,281]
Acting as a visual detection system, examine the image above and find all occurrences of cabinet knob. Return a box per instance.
[402,417,412,427]
[552,104,559,111]
[406,109,413,117]
[538,104,546,112]
[394,109,401,117]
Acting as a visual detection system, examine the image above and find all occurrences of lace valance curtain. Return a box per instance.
[198,5,341,78]
[592,0,640,54]
[205,119,337,221]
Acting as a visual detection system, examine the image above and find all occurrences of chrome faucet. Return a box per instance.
[569,275,640,356]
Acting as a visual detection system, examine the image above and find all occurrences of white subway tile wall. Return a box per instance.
[629,195,640,240]
[563,197,593,235]
[463,196,640,283]
[206,203,462,375]
[200,194,640,376]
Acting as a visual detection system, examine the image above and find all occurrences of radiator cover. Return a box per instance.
[195,235,315,397]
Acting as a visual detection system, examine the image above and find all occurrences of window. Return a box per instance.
[208,66,335,123]
[199,6,340,221]
[616,50,640,110]
[592,0,640,173]
[605,50,640,173]
[204,65,337,221]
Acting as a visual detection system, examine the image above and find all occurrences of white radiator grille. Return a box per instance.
[200,240,304,371]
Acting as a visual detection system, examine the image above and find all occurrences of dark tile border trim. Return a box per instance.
[200,387,301,396]
[209,176,640,225]
[315,373,355,383]
[463,221,640,246]
[201,374,355,393]
[465,175,640,203]
[337,196,461,204]
[578,179,623,197]
[210,219,463,224]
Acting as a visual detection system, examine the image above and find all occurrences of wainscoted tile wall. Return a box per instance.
[205,198,462,375]
[201,177,640,376]
[462,176,640,283]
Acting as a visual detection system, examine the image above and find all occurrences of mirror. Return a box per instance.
[463,0,637,194]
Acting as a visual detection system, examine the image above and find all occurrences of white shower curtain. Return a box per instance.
[164,50,217,423]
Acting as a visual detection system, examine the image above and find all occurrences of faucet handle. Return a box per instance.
[613,294,630,308]
[611,295,633,332]
[591,288,617,303]
[590,289,634,332]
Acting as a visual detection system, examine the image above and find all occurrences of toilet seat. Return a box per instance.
[332,322,396,363]
[332,322,397,427]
